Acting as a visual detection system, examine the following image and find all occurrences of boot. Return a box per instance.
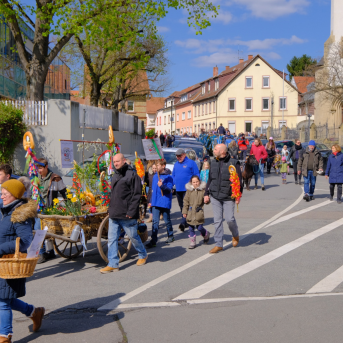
[0,335,12,342]
[145,213,153,223]
[203,230,211,244]
[188,235,196,249]
[30,307,45,332]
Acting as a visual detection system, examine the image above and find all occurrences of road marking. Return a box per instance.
[306,265,343,294]
[173,218,343,301]
[115,302,180,310]
[98,189,304,311]
[186,292,343,305]
[266,200,332,227]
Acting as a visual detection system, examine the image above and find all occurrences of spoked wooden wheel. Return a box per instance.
[97,215,132,263]
[53,238,84,259]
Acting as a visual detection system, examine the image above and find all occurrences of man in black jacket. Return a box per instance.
[204,144,243,253]
[100,153,148,273]
[217,124,226,135]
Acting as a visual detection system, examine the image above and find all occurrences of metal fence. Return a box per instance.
[118,112,135,133]
[79,104,112,130]
[1,100,48,126]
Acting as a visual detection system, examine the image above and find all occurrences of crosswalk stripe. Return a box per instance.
[98,190,304,311]
[173,218,343,301]
[306,265,343,294]
[266,200,332,228]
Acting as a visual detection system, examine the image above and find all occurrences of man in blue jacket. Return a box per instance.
[146,159,174,248]
[172,148,200,231]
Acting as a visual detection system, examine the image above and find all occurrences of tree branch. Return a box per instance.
[16,4,35,28]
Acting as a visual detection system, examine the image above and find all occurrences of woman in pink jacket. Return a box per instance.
[250,138,268,191]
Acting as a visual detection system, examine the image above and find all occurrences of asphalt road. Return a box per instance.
[13,171,343,342]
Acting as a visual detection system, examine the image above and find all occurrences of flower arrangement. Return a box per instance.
[134,152,145,179]
[229,165,242,210]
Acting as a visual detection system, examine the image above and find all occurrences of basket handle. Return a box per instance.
[14,237,21,259]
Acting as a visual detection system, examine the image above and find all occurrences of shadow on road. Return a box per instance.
[14,295,126,343]
[238,233,272,247]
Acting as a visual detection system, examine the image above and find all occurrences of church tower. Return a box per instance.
[331,0,343,39]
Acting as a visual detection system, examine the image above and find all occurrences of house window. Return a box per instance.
[194,106,197,117]
[280,97,287,110]
[245,121,252,132]
[205,103,207,115]
[168,115,170,124]
[177,114,179,121]
[202,104,204,115]
[65,79,67,90]
[182,112,185,120]
[209,123,211,130]
[245,98,252,111]
[181,94,187,102]
[262,98,269,110]
[209,102,211,114]
[202,84,205,94]
[262,121,269,131]
[208,82,210,92]
[215,79,219,91]
[194,125,197,132]
[229,99,235,111]
[213,101,216,112]
[279,120,286,128]
[164,116,166,125]
[188,111,191,119]
[263,76,270,88]
[245,77,252,88]
[127,101,134,112]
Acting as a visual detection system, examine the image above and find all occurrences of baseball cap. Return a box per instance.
[175,148,186,155]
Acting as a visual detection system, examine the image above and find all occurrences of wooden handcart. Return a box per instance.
[37,213,147,263]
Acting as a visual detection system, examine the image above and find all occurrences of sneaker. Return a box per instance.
[303,194,310,202]
[165,236,175,244]
[254,185,258,190]
[261,185,265,191]
[188,235,196,249]
[37,253,49,264]
[338,199,342,204]
[145,241,156,249]
[330,196,334,201]
[203,230,211,244]
[310,196,315,201]
[100,266,119,274]
[179,224,185,232]
[295,181,298,185]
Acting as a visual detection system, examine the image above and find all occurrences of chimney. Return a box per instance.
[239,58,244,64]
[213,66,218,77]
[248,54,253,60]
[225,66,230,71]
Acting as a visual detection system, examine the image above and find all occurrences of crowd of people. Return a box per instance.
[0,136,341,341]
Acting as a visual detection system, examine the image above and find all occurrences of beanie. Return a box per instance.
[308,140,316,146]
[1,179,26,199]
[282,156,286,162]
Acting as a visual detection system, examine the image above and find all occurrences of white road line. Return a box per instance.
[306,265,343,294]
[187,292,343,305]
[116,302,180,310]
[266,200,332,228]
[98,190,304,311]
[173,218,343,301]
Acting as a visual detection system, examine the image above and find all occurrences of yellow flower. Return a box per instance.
[71,197,77,203]
[53,198,59,205]
[67,194,73,199]
[79,193,85,199]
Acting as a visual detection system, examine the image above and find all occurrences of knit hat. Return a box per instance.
[269,137,273,140]
[282,156,286,162]
[1,179,26,199]
[308,140,316,146]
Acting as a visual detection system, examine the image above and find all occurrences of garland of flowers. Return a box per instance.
[229,165,242,211]
[134,152,145,178]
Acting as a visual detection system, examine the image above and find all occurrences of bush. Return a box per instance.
[0,103,27,164]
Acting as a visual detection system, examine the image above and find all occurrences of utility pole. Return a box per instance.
[282,70,285,128]
[271,96,274,130]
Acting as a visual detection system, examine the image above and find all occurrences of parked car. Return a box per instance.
[247,139,268,154]
[275,140,295,154]
[173,139,203,148]
[162,147,201,173]
[301,142,329,151]
[177,144,209,167]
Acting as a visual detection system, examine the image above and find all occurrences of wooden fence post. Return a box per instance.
[310,123,317,140]
[299,127,306,143]
[281,125,287,140]
[267,126,271,140]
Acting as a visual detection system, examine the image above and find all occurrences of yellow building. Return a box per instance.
[193,55,300,135]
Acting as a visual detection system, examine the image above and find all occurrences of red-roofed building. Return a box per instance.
[146,96,166,130]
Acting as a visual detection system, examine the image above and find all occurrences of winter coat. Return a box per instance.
[151,169,173,209]
[250,144,268,164]
[280,162,288,173]
[145,168,156,203]
[325,152,343,184]
[237,139,249,151]
[228,146,239,159]
[217,126,226,135]
[200,169,209,183]
[172,156,200,192]
[265,143,276,158]
[108,164,142,220]
[204,154,243,202]
[289,145,304,162]
[182,181,206,225]
[298,147,324,177]
[0,199,35,299]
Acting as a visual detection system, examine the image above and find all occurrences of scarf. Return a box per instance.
[333,151,338,156]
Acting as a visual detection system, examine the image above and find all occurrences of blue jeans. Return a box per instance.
[151,207,174,243]
[303,170,316,196]
[254,163,265,185]
[107,218,147,268]
[0,298,33,337]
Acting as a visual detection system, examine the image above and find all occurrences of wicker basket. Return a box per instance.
[0,237,38,279]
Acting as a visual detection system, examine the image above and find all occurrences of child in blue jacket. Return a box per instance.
[146,159,174,248]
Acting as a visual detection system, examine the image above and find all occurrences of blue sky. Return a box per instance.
[155,0,331,95]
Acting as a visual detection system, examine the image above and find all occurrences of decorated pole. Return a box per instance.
[228,165,242,212]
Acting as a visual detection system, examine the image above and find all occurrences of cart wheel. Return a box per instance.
[53,238,84,259]
[97,215,132,263]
